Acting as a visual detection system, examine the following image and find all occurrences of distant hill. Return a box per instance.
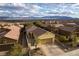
[41,16,74,20]
[0,16,78,20]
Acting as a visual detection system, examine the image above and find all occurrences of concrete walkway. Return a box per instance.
[39,44,65,56]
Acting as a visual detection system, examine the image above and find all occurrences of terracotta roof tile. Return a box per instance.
[4,25,21,40]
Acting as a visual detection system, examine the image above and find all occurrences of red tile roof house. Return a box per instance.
[6,25,29,47]
[0,24,29,52]
[0,25,21,51]
[4,25,21,41]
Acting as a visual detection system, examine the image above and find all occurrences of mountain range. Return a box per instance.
[0,16,78,20]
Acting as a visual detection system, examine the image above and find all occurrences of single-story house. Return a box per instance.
[0,25,29,51]
[56,26,79,47]
[27,26,55,46]
[58,26,76,36]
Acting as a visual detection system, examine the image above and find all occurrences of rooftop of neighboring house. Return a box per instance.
[58,26,76,33]
[0,28,10,37]
[63,23,77,27]
[37,21,64,28]
[66,23,76,25]
[53,24,64,27]
[4,25,21,40]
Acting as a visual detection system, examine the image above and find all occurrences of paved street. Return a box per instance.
[62,49,79,56]
[39,44,65,56]
[0,51,8,56]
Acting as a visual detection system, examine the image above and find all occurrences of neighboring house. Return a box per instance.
[52,24,64,28]
[45,24,64,33]
[58,26,76,36]
[56,26,79,47]
[0,28,14,51]
[0,25,29,51]
[27,26,55,46]
[58,26,79,36]
[64,23,77,27]
[4,25,21,42]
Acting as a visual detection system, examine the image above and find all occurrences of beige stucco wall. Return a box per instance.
[36,32,55,45]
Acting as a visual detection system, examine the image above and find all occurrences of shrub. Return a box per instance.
[72,36,79,47]
[7,43,23,56]
[57,35,67,43]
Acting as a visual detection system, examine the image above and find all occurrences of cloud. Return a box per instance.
[0,3,79,18]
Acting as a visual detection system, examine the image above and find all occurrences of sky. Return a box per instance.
[0,3,79,18]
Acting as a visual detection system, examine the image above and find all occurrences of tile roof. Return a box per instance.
[27,26,55,38]
[58,26,76,32]
[32,27,47,37]
[4,25,21,40]
[27,26,47,37]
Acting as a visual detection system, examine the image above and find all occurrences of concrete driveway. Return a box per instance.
[39,44,65,56]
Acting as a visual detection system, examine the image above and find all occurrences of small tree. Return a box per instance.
[72,35,78,47]
[57,35,67,43]
[7,43,23,56]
